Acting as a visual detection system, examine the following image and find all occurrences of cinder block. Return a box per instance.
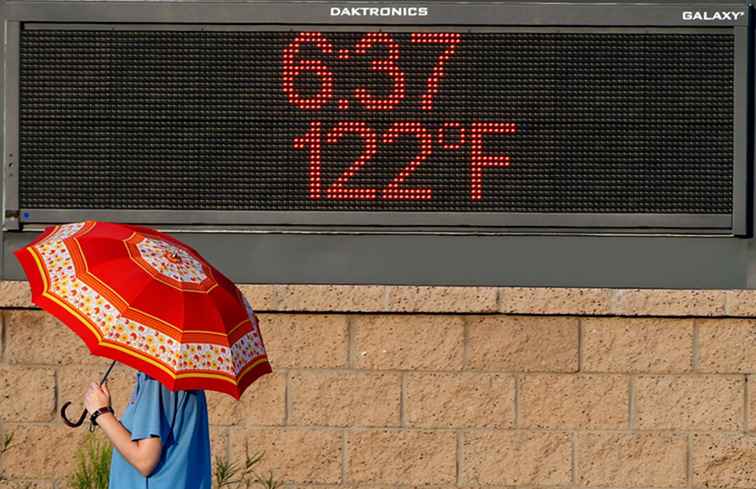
[463,431,571,486]
[4,311,99,366]
[635,375,743,431]
[577,432,687,488]
[224,371,286,427]
[467,315,578,372]
[386,287,497,313]
[692,434,756,489]
[228,428,342,484]
[351,315,464,371]
[698,318,756,373]
[288,371,401,427]
[0,423,90,479]
[611,289,724,316]
[259,314,348,369]
[520,374,628,429]
[405,372,514,428]
[582,317,693,373]
[346,430,456,485]
[500,287,612,315]
[0,367,55,422]
[275,285,386,312]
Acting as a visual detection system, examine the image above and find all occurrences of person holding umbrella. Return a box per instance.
[84,370,210,487]
[15,221,272,489]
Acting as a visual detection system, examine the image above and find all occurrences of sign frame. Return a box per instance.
[3,19,749,234]
[1,0,754,289]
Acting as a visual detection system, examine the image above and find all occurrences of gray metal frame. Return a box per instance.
[0,1,5,275]
[3,226,754,288]
[20,209,733,232]
[4,20,17,233]
[734,20,751,236]
[1,0,754,288]
[2,1,749,26]
[5,20,748,234]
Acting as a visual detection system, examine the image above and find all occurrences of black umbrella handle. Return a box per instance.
[60,360,117,428]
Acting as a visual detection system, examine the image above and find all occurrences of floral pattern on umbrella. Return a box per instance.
[16,221,272,399]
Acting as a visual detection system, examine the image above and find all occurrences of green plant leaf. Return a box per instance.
[69,433,112,489]
[1,432,14,454]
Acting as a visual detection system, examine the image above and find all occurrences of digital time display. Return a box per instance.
[284,32,515,202]
[19,30,734,216]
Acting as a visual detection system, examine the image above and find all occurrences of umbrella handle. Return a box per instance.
[60,360,117,429]
[60,402,88,427]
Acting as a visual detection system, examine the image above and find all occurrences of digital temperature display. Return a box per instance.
[286,32,516,203]
[19,30,734,217]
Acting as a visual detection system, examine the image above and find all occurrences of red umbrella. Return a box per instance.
[15,221,272,416]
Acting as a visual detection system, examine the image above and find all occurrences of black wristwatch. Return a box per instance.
[90,406,114,426]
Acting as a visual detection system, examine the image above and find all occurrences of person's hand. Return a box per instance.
[84,382,111,415]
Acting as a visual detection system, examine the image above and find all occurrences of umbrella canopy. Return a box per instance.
[15,221,271,399]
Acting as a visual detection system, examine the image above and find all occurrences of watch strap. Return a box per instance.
[90,406,114,426]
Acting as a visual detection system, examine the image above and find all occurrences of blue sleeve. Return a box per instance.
[128,376,175,445]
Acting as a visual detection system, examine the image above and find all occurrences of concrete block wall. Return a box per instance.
[1,282,755,488]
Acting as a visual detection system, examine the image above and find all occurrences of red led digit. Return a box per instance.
[470,122,517,201]
[325,121,379,200]
[438,121,465,150]
[382,122,433,200]
[411,32,461,111]
[353,32,406,111]
[282,32,335,110]
[293,121,323,199]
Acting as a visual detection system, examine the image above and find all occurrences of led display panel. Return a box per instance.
[18,29,735,222]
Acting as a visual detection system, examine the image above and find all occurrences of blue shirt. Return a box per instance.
[109,371,212,489]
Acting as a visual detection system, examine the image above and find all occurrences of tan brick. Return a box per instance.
[58,364,136,419]
[520,374,628,429]
[467,316,578,372]
[0,367,55,422]
[636,375,743,431]
[237,284,278,311]
[692,434,756,489]
[260,314,348,369]
[4,311,99,366]
[0,281,33,308]
[229,429,341,483]
[225,371,286,428]
[347,430,455,484]
[287,486,457,489]
[289,371,400,427]
[611,289,725,316]
[724,289,756,316]
[206,390,239,428]
[234,371,286,428]
[276,285,386,312]
[582,317,693,373]
[750,375,756,432]
[385,287,497,313]
[213,372,286,427]
[463,431,571,486]
[698,318,756,373]
[0,481,54,489]
[405,372,514,428]
[209,425,228,462]
[577,432,687,488]
[351,315,464,370]
[0,423,89,479]
[500,287,612,315]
